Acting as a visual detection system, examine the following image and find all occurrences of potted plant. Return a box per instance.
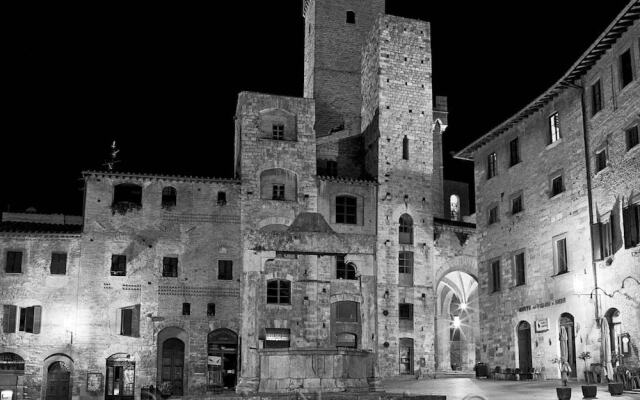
[578,352,597,399]
[158,381,173,399]
[608,353,624,396]
[552,357,572,400]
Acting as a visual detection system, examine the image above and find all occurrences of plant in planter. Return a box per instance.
[158,381,173,398]
[578,352,597,399]
[552,357,572,400]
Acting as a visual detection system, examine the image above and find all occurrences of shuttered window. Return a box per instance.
[2,305,17,333]
[514,252,525,286]
[119,304,140,337]
[18,306,41,334]
[491,260,501,292]
[5,251,22,273]
[623,204,640,248]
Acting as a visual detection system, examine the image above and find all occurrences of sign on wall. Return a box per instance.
[535,318,549,333]
[86,372,103,393]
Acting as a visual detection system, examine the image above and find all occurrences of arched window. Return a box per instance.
[450,194,460,221]
[266,279,291,304]
[402,136,409,160]
[336,195,357,224]
[336,332,357,348]
[161,187,177,209]
[346,11,355,24]
[336,256,357,280]
[0,353,25,372]
[260,168,297,201]
[399,214,413,244]
[605,308,622,355]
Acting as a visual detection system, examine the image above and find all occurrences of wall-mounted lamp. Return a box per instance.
[384,290,389,299]
[421,293,426,301]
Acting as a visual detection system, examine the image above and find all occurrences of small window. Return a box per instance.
[514,252,525,286]
[549,113,561,143]
[626,126,639,150]
[450,194,460,221]
[346,11,355,24]
[554,235,568,275]
[595,149,607,173]
[509,138,520,166]
[111,254,127,276]
[182,303,191,316]
[511,195,523,215]
[218,260,233,280]
[50,252,67,275]
[399,214,413,244]
[399,251,413,274]
[399,303,413,321]
[161,187,177,209]
[619,49,634,88]
[336,332,357,348]
[488,206,499,225]
[623,203,640,248]
[18,306,41,334]
[591,80,603,115]
[600,219,613,258]
[487,152,497,179]
[217,191,227,206]
[336,196,357,224]
[272,185,285,200]
[326,160,338,177]
[336,256,356,280]
[490,260,501,292]
[551,174,564,197]
[119,304,140,337]
[266,279,291,304]
[336,301,358,322]
[264,328,290,348]
[162,257,178,278]
[5,251,23,273]
[207,303,215,317]
[272,124,285,140]
[402,136,409,160]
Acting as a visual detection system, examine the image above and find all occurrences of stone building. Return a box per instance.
[456,1,639,381]
[0,0,479,399]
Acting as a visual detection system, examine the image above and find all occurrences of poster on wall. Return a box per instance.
[535,318,549,333]
[208,356,222,366]
[87,372,103,392]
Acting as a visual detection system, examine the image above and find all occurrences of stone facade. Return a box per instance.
[456,2,639,382]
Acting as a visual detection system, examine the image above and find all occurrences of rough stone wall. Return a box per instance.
[362,15,438,377]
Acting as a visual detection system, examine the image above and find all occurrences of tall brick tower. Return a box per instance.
[362,15,440,376]
[303,0,385,139]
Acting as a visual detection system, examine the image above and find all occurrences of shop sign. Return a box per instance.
[535,318,549,333]
[518,297,565,313]
[208,356,222,366]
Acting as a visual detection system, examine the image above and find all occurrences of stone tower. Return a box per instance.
[362,15,440,376]
[303,0,385,139]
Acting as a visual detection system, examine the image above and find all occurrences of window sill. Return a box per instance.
[514,283,526,288]
[3,272,23,275]
[266,303,292,308]
[626,143,640,155]
[551,271,570,278]
[549,191,565,200]
[508,161,522,169]
[546,139,563,150]
[594,166,609,177]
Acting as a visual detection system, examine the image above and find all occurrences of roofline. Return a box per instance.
[455,1,640,161]
[82,170,240,184]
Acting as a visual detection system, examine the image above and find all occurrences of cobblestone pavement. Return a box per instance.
[383,377,640,399]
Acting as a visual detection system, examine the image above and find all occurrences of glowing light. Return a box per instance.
[459,302,467,311]
[453,316,461,328]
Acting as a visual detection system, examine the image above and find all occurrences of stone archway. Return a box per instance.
[435,270,479,372]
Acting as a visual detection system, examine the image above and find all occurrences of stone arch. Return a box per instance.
[42,353,73,400]
[259,168,298,201]
[207,329,239,389]
[257,216,294,230]
[157,326,189,395]
[258,108,297,140]
[435,255,478,286]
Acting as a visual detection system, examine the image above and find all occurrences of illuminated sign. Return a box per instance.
[1,390,13,400]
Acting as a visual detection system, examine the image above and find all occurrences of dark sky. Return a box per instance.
[3,1,629,215]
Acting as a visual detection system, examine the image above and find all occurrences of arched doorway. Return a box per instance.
[161,338,184,395]
[605,308,622,366]
[105,353,135,400]
[559,313,577,377]
[45,362,70,400]
[207,329,238,390]
[0,353,24,400]
[517,321,532,372]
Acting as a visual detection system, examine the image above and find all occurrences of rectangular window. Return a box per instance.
[623,203,640,248]
[399,303,413,321]
[272,124,285,140]
[162,257,178,278]
[619,49,634,88]
[551,174,564,197]
[601,220,613,258]
[336,196,357,224]
[336,302,358,322]
[266,280,291,304]
[399,251,413,274]
[18,306,41,334]
[207,303,215,317]
[549,112,561,143]
[111,254,127,276]
[5,251,22,273]
[50,252,67,275]
[2,305,17,333]
[514,252,525,286]
[491,260,501,292]
[511,195,523,215]
[591,80,602,115]
[554,236,568,274]
[118,304,140,337]
[488,206,499,225]
[626,126,639,150]
[509,138,520,166]
[272,185,285,200]
[182,303,190,316]
[217,260,233,280]
[487,152,497,179]
[326,160,338,177]
[217,191,227,206]
[264,328,290,348]
[595,149,607,173]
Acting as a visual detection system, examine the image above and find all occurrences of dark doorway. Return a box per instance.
[517,321,532,372]
[207,329,238,390]
[161,338,184,395]
[45,362,70,400]
[105,354,135,400]
[399,338,414,374]
[559,313,577,378]
[0,353,24,400]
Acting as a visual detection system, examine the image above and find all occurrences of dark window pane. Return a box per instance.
[399,251,413,274]
[111,255,126,276]
[552,176,564,196]
[557,238,568,274]
[515,253,525,286]
[491,261,501,292]
[619,49,633,88]
[509,138,520,166]
[218,260,233,280]
[487,152,497,179]
[161,187,177,209]
[182,303,190,316]
[336,196,357,224]
[50,252,67,275]
[121,308,133,335]
[595,150,607,172]
[162,257,178,277]
[336,301,358,322]
[346,11,355,24]
[591,80,602,115]
[207,303,215,317]
[6,251,23,273]
[402,136,409,160]
[399,304,413,320]
[626,126,639,150]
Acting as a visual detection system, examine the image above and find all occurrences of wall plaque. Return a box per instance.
[87,372,103,392]
[535,318,549,333]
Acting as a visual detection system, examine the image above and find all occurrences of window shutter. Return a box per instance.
[591,223,602,261]
[115,308,122,335]
[32,305,42,334]
[623,206,638,248]
[611,204,623,253]
[132,304,141,337]
[3,305,17,333]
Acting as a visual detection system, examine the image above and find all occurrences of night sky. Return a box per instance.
[3,1,629,215]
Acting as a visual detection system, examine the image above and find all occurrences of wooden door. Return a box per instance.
[517,322,532,372]
[46,362,70,400]
[161,338,184,395]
